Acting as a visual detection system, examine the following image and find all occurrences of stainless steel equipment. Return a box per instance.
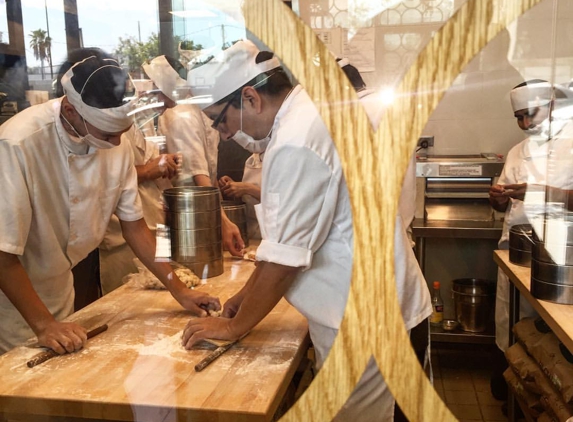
[415,154,505,222]
[413,154,505,343]
[509,224,533,267]
[163,187,224,278]
[452,279,495,333]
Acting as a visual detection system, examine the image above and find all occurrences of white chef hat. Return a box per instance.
[142,55,188,102]
[61,56,134,132]
[187,40,281,109]
[510,80,552,112]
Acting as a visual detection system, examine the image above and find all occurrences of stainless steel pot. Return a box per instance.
[509,224,533,267]
[531,259,573,285]
[171,242,223,263]
[531,277,573,305]
[184,258,225,279]
[165,210,221,230]
[533,240,573,266]
[452,279,494,333]
[163,186,221,212]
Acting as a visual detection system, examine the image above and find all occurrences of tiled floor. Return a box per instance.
[432,343,508,422]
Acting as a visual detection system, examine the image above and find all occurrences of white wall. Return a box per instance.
[298,0,573,158]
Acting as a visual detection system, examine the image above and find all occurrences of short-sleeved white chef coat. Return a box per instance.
[158,104,219,187]
[99,124,169,293]
[0,99,142,353]
[241,153,263,240]
[255,85,432,421]
[495,120,573,351]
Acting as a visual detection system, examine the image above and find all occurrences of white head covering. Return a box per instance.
[510,80,552,112]
[142,55,188,102]
[61,56,134,132]
[187,40,281,109]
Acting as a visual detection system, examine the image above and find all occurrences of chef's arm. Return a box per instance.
[120,218,221,315]
[227,261,300,337]
[182,261,300,347]
[0,251,87,353]
[193,174,212,187]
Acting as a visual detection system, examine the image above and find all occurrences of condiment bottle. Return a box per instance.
[430,281,444,326]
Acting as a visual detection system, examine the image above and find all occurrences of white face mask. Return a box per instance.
[232,130,270,153]
[62,113,116,150]
[231,94,271,154]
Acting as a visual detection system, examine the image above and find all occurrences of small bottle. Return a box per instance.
[430,281,444,326]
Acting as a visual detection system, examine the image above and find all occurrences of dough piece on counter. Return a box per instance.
[174,267,201,288]
[126,262,201,290]
[243,249,257,262]
[208,309,222,317]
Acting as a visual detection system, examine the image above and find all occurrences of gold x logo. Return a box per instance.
[243,0,541,420]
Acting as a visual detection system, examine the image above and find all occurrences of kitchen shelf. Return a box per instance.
[412,218,503,239]
[430,321,496,344]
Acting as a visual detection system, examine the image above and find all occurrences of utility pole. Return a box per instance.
[221,24,225,48]
[44,0,54,78]
[138,21,141,43]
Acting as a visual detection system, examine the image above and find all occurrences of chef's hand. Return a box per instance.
[218,175,234,188]
[181,317,238,349]
[220,181,250,199]
[143,154,179,180]
[221,212,244,257]
[173,289,221,317]
[37,320,88,355]
[500,183,528,201]
[222,295,243,319]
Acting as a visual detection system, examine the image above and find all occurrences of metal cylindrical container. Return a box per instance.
[509,224,533,267]
[531,277,573,304]
[531,259,573,284]
[163,187,223,278]
[163,187,221,212]
[533,240,573,266]
[222,200,249,247]
[452,279,494,333]
[165,210,221,230]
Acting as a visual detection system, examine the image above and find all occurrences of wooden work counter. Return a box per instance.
[495,250,573,422]
[494,250,573,353]
[0,251,310,422]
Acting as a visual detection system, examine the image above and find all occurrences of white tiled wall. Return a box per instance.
[301,0,573,158]
[422,0,573,157]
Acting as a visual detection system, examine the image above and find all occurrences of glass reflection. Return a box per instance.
[0,1,572,421]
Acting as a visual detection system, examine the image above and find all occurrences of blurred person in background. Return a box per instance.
[489,79,573,400]
[141,55,244,256]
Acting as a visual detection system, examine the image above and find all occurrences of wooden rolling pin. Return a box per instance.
[26,324,108,368]
[194,340,238,372]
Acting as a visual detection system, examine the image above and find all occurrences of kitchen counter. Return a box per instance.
[494,249,573,353]
[494,249,573,422]
[0,248,310,422]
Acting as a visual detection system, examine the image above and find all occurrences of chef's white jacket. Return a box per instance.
[241,153,263,240]
[0,99,142,352]
[255,85,432,421]
[495,120,573,351]
[158,104,219,187]
[99,125,169,294]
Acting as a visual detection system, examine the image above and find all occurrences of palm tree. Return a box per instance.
[29,29,52,80]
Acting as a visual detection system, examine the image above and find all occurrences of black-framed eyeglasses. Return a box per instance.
[211,98,234,130]
[211,89,243,130]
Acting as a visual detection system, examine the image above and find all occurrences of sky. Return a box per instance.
[21,0,158,70]
[18,0,246,73]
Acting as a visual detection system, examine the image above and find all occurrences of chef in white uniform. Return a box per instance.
[181,40,432,421]
[338,59,417,242]
[490,80,573,353]
[142,55,244,256]
[99,123,179,294]
[0,54,220,354]
[218,151,264,241]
